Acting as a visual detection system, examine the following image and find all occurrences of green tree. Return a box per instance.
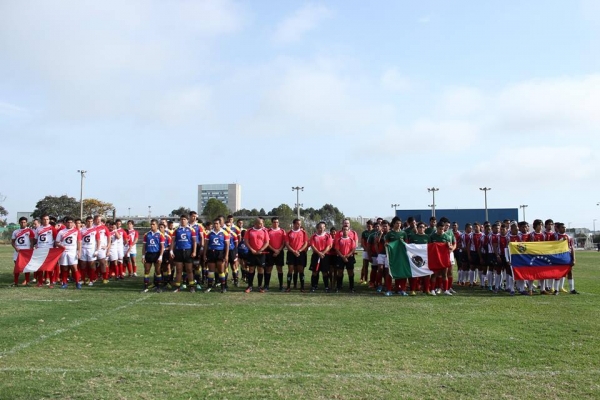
[269,204,295,229]
[170,206,191,217]
[0,204,7,227]
[316,204,345,228]
[82,198,114,218]
[202,199,230,222]
[32,195,79,220]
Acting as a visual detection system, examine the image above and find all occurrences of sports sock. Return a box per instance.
[569,278,575,291]
[155,274,162,286]
[257,273,264,288]
[384,274,392,292]
[62,270,68,285]
[369,268,376,284]
[264,273,271,288]
[74,270,80,283]
[293,272,298,287]
[286,273,292,288]
[469,271,474,284]
[458,270,463,283]
[400,278,407,292]
[494,274,502,289]
[233,271,239,283]
[207,272,215,287]
[13,273,19,285]
[219,273,226,287]
[394,279,401,292]
[375,270,382,287]
[247,272,254,288]
[299,273,305,289]
[478,271,484,285]
[559,277,565,290]
[311,275,317,288]
[323,274,329,289]
[337,275,343,290]
[103,271,109,280]
[24,272,30,283]
[144,274,150,289]
[507,275,513,291]
[278,272,284,288]
[348,274,354,290]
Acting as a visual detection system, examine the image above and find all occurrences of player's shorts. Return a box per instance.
[362,251,369,261]
[174,249,193,263]
[80,248,97,262]
[376,253,387,267]
[469,251,480,268]
[286,251,307,267]
[117,246,124,260]
[228,248,238,263]
[336,255,356,270]
[144,252,161,264]
[238,251,248,261]
[309,253,329,272]
[59,251,78,266]
[128,246,137,257]
[205,249,225,263]
[371,256,378,265]
[266,250,285,267]
[453,250,461,265]
[327,254,337,268]
[97,247,107,260]
[246,253,266,267]
[487,253,498,267]
[460,250,469,264]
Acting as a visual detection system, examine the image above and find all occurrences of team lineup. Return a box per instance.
[10,212,578,297]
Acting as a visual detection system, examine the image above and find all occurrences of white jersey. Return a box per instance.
[12,228,35,250]
[94,224,111,248]
[35,225,56,248]
[56,228,81,252]
[81,226,99,249]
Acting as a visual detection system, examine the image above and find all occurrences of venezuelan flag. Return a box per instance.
[509,241,572,281]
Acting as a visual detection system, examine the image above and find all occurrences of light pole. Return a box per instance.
[427,187,439,217]
[519,204,528,221]
[77,170,87,219]
[593,219,597,241]
[391,204,400,217]
[128,207,131,217]
[148,205,151,222]
[292,186,304,219]
[480,187,491,221]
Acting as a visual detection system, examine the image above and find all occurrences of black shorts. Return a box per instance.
[206,249,226,263]
[336,256,356,270]
[309,253,329,272]
[246,253,265,267]
[286,251,307,267]
[266,250,285,267]
[228,248,238,263]
[327,254,337,268]
[469,251,480,267]
[174,249,193,263]
[144,252,160,264]
[487,253,498,267]
[238,251,248,261]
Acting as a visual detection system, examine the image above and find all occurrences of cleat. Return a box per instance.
[540,290,549,295]
[87,281,94,286]
[172,287,181,293]
[410,291,417,296]
[36,282,43,288]
[133,272,138,277]
[244,287,253,293]
[195,284,203,291]
[9,283,17,288]
[325,288,330,293]
[103,279,109,284]
[449,288,457,294]
[221,286,227,293]
[141,288,149,293]
[285,287,291,293]
[189,286,196,293]
[279,287,285,292]
[436,288,442,295]
[234,281,239,287]
[570,290,579,295]
[335,288,340,293]
[60,284,68,289]
[205,287,212,293]
[76,283,82,290]
[300,288,305,293]
[560,287,568,293]
[428,290,437,296]
[443,290,453,296]
[510,290,515,296]
[553,290,559,296]
[400,291,408,296]
[350,288,356,293]
[154,286,162,293]
[376,286,383,293]
[368,282,375,288]
[384,291,393,296]
[493,289,498,294]
[310,287,316,293]
[260,287,266,293]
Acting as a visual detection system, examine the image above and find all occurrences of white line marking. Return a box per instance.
[0,367,598,380]
[0,297,147,359]
[149,302,341,307]
[13,299,82,302]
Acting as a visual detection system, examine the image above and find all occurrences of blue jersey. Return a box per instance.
[238,240,249,255]
[229,231,238,250]
[207,229,229,251]
[172,227,195,250]
[144,231,164,253]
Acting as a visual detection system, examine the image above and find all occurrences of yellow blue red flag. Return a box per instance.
[508,241,571,280]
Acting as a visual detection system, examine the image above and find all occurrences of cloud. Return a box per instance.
[380,68,411,92]
[273,4,332,44]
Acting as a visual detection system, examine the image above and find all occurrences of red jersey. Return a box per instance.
[529,232,545,242]
[12,228,35,250]
[267,228,287,250]
[335,236,356,256]
[246,227,269,252]
[117,228,129,245]
[470,232,485,252]
[335,229,358,244]
[508,233,521,242]
[56,227,81,251]
[287,229,308,252]
[453,230,462,245]
[499,234,509,252]
[310,233,332,253]
[35,225,57,248]
[460,232,471,250]
[128,228,139,247]
[81,226,100,249]
[94,224,111,247]
[489,233,501,255]
[520,232,530,242]
[544,231,556,241]
[556,233,574,250]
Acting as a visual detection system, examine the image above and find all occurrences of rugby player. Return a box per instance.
[309,221,333,293]
[554,222,578,295]
[141,219,165,293]
[285,218,308,292]
[266,217,287,292]
[334,226,357,293]
[80,217,100,286]
[35,214,58,287]
[244,217,269,293]
[55,217,82,290]
[169,215,197,293]
[203,218,229,293]
[359,220,373,284]
[124,220,139,277]
[11,217,35,286]
[428,221,455,296]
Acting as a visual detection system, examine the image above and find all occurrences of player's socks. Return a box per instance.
[286,273,292,289]
[469,271,475,285]
[478,271,484,286]
[144,274,150,289]
[241,269,246,281]
[127,264,133,275]
[247,272,255,288]
[559,277,566,290]
[311,275,318,289]
[494,274,501,290]
[384,274,392,292]
[299,273,305,290]
[13,273,19,285]
[233,271,239,284]
[194,273,201,285]
[369,268,376,285]
[74,270,80,283]
[507,275,514,291]
[323,274,329,289]
[394,279,401,292]
[569,278,575,291]
[257,273,264,288]
[155,274,162,287]
[348,275,354,290]
[337,275,343,290]
[423,277,430,293]
[400,278,407,292]
[293,272,298,287]
[277,272,284,288]
[218,273,226,288]
[264,272,271,288]
[375,270,382,287]
[207,272,215,288]
[54,264,60,282]
[133,265,137,274]
[103,271,109,280]
[24,272,30,284]
[61,271,68,285]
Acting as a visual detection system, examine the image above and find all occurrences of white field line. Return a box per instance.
[148,302,341,307]
[0,366,599,381]
[8,299,82,302]
[0,297,148,358]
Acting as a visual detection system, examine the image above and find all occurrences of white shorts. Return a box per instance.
[80,248,97,262]
[60,251,78,266]
[450,252,455,265]
[97,248,107,260]
[377,254,387,267]
[362,251,369,260]
[109,247,120,262]
[13,251,19,262]
[117,246,124,260]
[372,256,378,265]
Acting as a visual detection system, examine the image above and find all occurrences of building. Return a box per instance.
[395,208,519,228]
[17,211,34,221]
[197,184,241,213]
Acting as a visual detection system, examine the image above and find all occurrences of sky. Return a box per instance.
[1,0,599,228]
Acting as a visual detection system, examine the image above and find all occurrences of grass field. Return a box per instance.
[0,245,599,399]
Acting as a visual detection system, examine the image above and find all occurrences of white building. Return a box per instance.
[197,184,241,213]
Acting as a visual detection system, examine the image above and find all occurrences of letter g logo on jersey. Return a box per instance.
[17,237,25,245]
[66,237,73,245]
[180,233,187,240]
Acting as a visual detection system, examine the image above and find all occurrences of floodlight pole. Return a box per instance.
[519,204,528,221]
[77,170,87,219]
[292,186,304,219]
[427,187,439,217]
[480,187,491,221]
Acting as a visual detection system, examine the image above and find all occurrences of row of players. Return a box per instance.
[11,213,578,296]
[358,216,578,296]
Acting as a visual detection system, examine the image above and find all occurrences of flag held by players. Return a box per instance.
[14,248,64,274]
[387,241,450,279]
[509,241,571,281]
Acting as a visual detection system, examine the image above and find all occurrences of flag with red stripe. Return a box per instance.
[14,248,64,274]
[509,241,571,281]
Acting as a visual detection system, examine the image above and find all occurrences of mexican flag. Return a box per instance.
[386,241,451,279]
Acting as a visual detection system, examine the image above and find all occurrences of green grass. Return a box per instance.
[0,245,599,399]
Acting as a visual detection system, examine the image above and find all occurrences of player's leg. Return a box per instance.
[217,256,227,293]
[309,253,320,292]
[285,252,294,292]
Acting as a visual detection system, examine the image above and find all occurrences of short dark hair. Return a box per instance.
[64,216,74,222]
[18,216,28,223]
[293,218,300,224]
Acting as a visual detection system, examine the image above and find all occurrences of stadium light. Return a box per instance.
[128,207,131,217]
[519,204,528,221]
[148,205,151,222]
[427,188,439,217]
[594,219,596,238]
[480,187,491,221]
[77,170,87,219]
[292,186,304,219]
[391,203,400,211]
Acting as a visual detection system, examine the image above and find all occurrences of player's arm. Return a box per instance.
[203,235,208,258]
[158,237,165,262]
[223,238,229,260]
[299,231,308,253]
[55,233,65,249]
[76,233,82,258]
[191,230,197,258]
[106,230,112,252]
[322,236,332,257]
[94,232,100,254]
[142,235,147,262]
[258,233,269,253]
